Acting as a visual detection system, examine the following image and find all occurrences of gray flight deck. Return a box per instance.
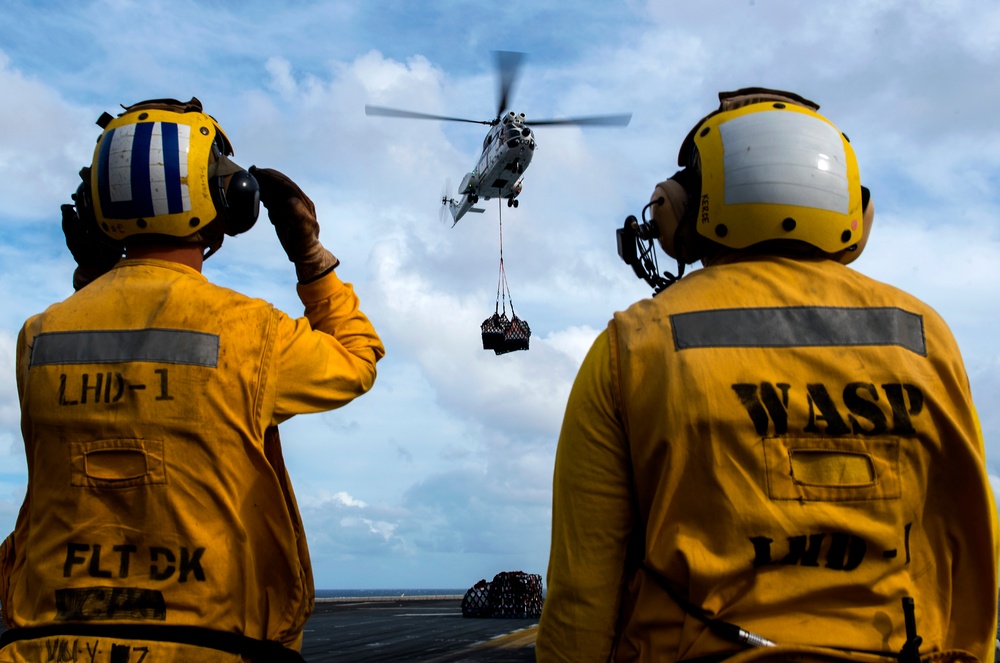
[303,597,537,661]
[0,597,539,662]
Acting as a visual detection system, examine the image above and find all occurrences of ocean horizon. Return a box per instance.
[315,588,466,599]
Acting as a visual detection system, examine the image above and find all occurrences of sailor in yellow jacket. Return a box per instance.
[536,89,999,663]
[0,98,385,662]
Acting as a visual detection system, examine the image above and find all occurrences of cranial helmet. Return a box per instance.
[650,88,873,266]
[79,97,259,254]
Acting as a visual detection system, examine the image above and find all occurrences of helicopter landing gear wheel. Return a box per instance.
[506,198,518,208]
[471,195,479,204]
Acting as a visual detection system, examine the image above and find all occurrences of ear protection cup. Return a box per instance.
[651,177,689,259]
[215,169,261,237]
[837,186,874,265]
[72,168,97,228]
[651,166,708,264]
[72,167,124,252]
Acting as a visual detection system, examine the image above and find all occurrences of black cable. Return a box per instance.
[642,563,776,649]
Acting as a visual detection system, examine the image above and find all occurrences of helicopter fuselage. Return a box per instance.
[448,112,535,223]
[366,50,630,227]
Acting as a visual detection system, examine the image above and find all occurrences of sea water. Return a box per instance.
[315,589,465,599]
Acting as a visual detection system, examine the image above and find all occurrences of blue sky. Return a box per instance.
[1,0,999,590]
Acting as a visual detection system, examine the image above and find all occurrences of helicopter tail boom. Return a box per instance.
[444,195,485,225]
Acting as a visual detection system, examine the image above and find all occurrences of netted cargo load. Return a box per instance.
[482,310,531,355]
[461,571,543,618]
[480,311,510,352]
[487,571,543,618]
[499,315,530,354]
[461,578,492,618]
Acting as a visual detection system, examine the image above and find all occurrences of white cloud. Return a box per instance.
[0,54,95,220]
[542,325,601,367]
[265,57,298,98]
[334,491,367,509]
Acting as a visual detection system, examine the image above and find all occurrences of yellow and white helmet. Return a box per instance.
[86,97,258,244]
[652,88,872,265]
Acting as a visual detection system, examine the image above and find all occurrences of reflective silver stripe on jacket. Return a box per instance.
[671,307,926,356]
[30,329,220,367]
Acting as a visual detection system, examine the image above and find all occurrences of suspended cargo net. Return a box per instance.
[461,571,543,619]
[481,203,530,355]
[480,310,510,352]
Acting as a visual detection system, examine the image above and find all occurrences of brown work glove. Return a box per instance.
[249,166,339,283]
[63,182,123,290]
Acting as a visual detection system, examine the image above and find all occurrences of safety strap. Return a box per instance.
[0,623,306,662]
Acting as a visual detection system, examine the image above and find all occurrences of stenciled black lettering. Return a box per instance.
[86,640,100,663]
[103,372,125,403]
[843,382,888,435]
[749,536,774,567]
[59,374,80,406]
[55,586,167,622]
[750,531,872,572]
[825,532,867,571]
[113,544,137,578]
[178,547,206,582]
[778,533,825,567]
[45,637,80,663]
[804,383,850,435]
[64,542,89,577]
[760,382,790,433]
[883,384,924,435]
[732,382,790,435]
[108,587,166,621]
[733,385,769,435]
[88,544,113,578]
[154,368,173,401]
[81,372,103,405]
[149,547,175,580]
[110,644,130,663]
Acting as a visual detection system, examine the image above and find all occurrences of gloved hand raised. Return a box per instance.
[62,188,122,291]
[249,166,339,283]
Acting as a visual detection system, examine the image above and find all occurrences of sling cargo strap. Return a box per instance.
[0,623,306,662]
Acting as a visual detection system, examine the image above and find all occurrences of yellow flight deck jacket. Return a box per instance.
[0,258,385,662]
[537,255,998,663]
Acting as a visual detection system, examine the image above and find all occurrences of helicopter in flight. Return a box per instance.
[365,51,632,224]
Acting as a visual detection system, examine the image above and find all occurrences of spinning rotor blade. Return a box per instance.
[527,113,633,127]
[365,105,492,125]
[440,178,453,225]
[494,51,526,121]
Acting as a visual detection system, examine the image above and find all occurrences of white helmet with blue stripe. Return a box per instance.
[87,98,259,244]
